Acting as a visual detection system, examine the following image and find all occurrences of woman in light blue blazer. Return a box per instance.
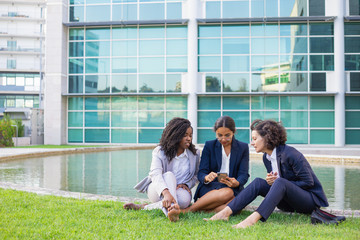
[124,117,200,222]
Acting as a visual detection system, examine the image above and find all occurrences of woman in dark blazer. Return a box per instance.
[207,119,328,228]
[182,116,249,213]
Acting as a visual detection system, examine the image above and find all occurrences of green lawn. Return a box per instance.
[0,188,359,239]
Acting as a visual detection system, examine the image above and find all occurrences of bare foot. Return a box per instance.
[167,204,180,222]
[123,203,147,210]
[205,206,233,221]
[232,212,261,229]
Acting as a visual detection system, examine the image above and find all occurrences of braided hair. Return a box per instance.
[159,117,197,161]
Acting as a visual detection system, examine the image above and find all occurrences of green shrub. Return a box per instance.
[13,119,25,137]
[0,114,15,147]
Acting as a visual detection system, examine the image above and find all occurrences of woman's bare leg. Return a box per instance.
[205,206,233,221]
[182,188,234,213]
[212,196,234,213]
[232,211,262,229]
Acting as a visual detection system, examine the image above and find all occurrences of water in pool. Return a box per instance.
[0,149,359,210]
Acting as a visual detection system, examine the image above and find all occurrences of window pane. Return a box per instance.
[198,129,215,144]
[346,130,360,144]
[85,41,110,56]
[138,96,164,110]
[345,37,360,53]
[206,74,220,92]
[310,37,334,53]
[223,96,250,110]
[139,26,165,39]
[310,55,334,71]
[310,73,326,91]
[112,27,137,39]
[198,111,221,127]
[139,40,165,56]
[112,58,137,73]
[69,59,83,74]
[139,111,164,127]
[69,42,84,57]
[69,6,84,22]
[198,56,221,72]
[198,25,221,38]
[345,23,360,35]
[223,111,250,128]
[309,23,333,35]
[309,0,325,16]
[223,56,249,72]
[167,57,187,72]
[223,25,249,37]
[85,97,110,110]
[139,129,162,143]
[281,111,308,127]
[69,28,84,40]
[280,96,308,110]
[310,96,334,110]
[251,0,264,17]
[112,74,137,93]
[139,3,164,20]
[86,5,110,22]
[112,96,137,110]
[85,112,110,127]
[85,58,110,73]
[346,112,360,127]
[139,57,164,73]
[68,129,83,143]
[198,96,220,110]
[223,38,249,54]
[166,111,187,123]
[282,73,308,92]
[167,39,187,55]
[86,28,110,40]
[68,97,83,110]
[280,37,307,54]
[85,129,109,143]
[310,130,334,144]
[69,75,83,93]
[68,112,83,127]
[166,96,187,110]
[112,129,137,143]
[251,24,278,37]
[345,96,360,109]
[280,0,307,17]
[139,74,164,92]
[112,4,137,21]
[350,73,360,91]
[280,55,308,71]
[251,96,278,110]
[251,38,278,54]
[235,130,250,143]
[198,39,221,55]
[85,75,110,93]
[112,40,137,57]
[112,111,137,127]
[166,74,181,92]
[167,2,182,19]
[167,26,187,38]
[223,1,249,18]
[251,55,278,72]
[206,1,221,18]
[223,73,249,92]
[280,24,307,36]
[287,129,308,144]
[310,111,334,127]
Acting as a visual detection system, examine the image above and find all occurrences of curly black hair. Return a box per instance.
[250,119,287,150]
[159,117,197,161]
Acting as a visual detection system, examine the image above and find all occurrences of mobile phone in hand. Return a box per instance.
[217,172,228,182]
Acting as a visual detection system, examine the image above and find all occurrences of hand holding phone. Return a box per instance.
[217,172,228,182]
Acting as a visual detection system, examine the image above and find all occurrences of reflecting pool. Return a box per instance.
[0,149,359,210]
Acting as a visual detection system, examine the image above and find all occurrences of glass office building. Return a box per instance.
[45,0,360,145]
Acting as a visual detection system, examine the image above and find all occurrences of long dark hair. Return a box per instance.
[250,119,287,150]
[159,117,197,161]
[213,116,236,133]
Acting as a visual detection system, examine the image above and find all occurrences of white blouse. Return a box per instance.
[219,145,231,174]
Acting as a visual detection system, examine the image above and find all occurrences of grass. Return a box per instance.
[0,189,359,239]
[13,145,105,149]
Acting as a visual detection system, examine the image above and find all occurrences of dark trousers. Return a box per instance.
[227,177,317,221]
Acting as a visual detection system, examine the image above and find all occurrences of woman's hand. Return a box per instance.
[204,172,217,183]
[220,177,239,188]
[266,172,278,186]
[161,189,176,209]
[177,184,191,194]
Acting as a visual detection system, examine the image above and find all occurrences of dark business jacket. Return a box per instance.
[263,144,329,207]
[194,138,249,200]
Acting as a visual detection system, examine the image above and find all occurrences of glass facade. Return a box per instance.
[65,0,359,145]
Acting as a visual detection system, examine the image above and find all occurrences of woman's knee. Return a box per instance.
[163,171,176,182]
[176,188,191,209]
[218,187,234,201]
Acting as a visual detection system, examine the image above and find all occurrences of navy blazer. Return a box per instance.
[263,144,329,208]
[194,138,250,200]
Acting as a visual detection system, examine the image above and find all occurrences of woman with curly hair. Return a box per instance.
[207,119,328,228]
[123,117,200,222]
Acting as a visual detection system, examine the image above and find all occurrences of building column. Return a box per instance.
[44,0,68,144]
[333,0,346,146]
[187,0,199,143]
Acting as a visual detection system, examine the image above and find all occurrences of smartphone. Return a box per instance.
[217,172,228,182]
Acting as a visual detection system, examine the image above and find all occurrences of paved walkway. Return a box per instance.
[0,145,359,218]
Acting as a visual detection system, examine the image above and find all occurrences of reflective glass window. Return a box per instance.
[166,111,187,123]
[310,130,334,144]
[138,96,164,110]
[223,111,250,128]
[310,111,334,127]
[167,26,187,38]
[139,74,164,92]
[251,96,278,110]
[251,55,278,72]
[198,39,221,55]
[112,58,137,73]
[309,23,333,35]
[279,37,307,54]
[223,1,249,18]
[113,27,137,39]
[167,57,187,72]
[349,0,360,15]
[280,24,307,36]
[167,40,187,55]
[85,97,110,110]
[112,40,137,56]
[69,75,83,93]
[166,96,187,110]
[310,96,334,110]
[198,96,220,110]
[112,75,137,93]
[266,0,278,17]
[223,56,249,72]
[198,25,221,38]
[111,112,137,127]
[86,5,111,22]
[85,58,110,73]
[345,55,360,71]
[280,55,308,71]
[251,38,278,54]
[68,112,83,127]
[350,73,360,91]
[69,6,84,22]
[139,111,164,127]
[345,23,360,35]
[198,111,221,127]
[251,24,278,37]
[139,129,162,143]
[85,75,110,93]
[223,25,249,37]
[223,96,250,110]
[70,0,84,5]
[69,59,83,74]
[310,37,334,53]
[223,38,249,54]
[139,40,165,56]
[346,112,360,127]
[206,74,221,92]
[139,3,164,20]
[87,0,110,3]
[282,73,308,92]
[206,1,221,18]
[112,4,137,21]
[69,42,84,57]
[85,129,109,143]
[86,28,110,40]
[346,130,360,144]
[166,74,181,92]
[167,2,182,19]
[68,129,83,143]
[280,96,307,110]
[223,73,249,92]
[251,0,264,17]
[85,41,110,56]
[112,96,137,110]
[309,0,325,16]
[345,37,360,53]
[346,96,360,109]
[198,56,221,72]
[280,0,307,17]
[198,129,215,144]
[68,97,83,110]
[85,112,110,127]
[69,29,84,40]
[310,55,334,71]
[139,57,164,73]
[281,111,308,127]
[310,73,326,91]
[111,129,137,144]
[287,129,308,144]
[140,26,165,39]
